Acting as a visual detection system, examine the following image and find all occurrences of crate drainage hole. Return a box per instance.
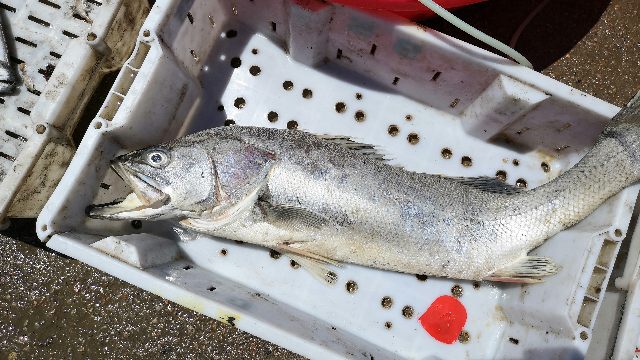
[354,110,365,122]
[267,111,278,123]
[220,248,228,256]
[512,159,520,166]
[5,130,27,142]
[458,331,470,344]
[287,120,298,130]
[345,280,358,294]
[355,93,362,100]
[384,322,392,330]
[290,259,300,269]
[94,122,102,129]
[283,80,293,90]
[230,57,241,68]
[183,265,193,270]
[35,125,46,134]
[142,29,150,37]
[407,133,419,145]
[381,296,393,309]
[131,220,142,229]
[207,286,216,291]
[249,65,261,76]
[224,120,235,126]
[473,281,480,290]
[496,170,507,181]
[252,48,258,54]
[269,249,281,259]
[416,274,428,282]
[580,331,588,340]
[217,105,224,112]
[402,306,414,319]
[541,162,550,172]
[39,0,61,9]
[388,125,399,137]
[226,29,238,38]
[99,182,111,190]
[516,178,527,188]
[405,115,412,121]
[441,148,452,159]
[335,102,346,113]
[451,284,463,298]
[234,97,245,109]
[302,88,312,99]
[461,156,472,167]
[509,337,519,345]
[41,224,47,232]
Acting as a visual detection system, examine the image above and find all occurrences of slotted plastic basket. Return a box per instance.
[38,0,638,358]
[0,0,149,226]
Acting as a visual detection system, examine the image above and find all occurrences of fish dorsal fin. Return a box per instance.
[442,176,525,195]
[259,202,329,233]
[316,134,387,161]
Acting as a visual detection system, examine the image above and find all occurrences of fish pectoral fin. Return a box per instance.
[260,202,329,233]
[274,244,342,286]
[485,256,559,283]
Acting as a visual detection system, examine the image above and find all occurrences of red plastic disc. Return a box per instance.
[418,295,467,344]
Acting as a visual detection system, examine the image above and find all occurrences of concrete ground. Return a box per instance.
[1,0,639,358]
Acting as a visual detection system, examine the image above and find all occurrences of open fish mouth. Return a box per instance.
[87,161,171,220]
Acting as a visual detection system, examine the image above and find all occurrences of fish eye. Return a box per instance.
[145,149,170,167]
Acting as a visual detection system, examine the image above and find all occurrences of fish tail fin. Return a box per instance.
[484,256,559,283]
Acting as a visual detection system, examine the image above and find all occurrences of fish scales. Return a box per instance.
[89,92,640,282]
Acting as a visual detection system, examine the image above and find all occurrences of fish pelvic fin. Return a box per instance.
[274,244,342,286]
[486,256,559,282]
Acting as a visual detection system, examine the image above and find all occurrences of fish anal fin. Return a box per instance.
[260,202,329,233]
[482,276,544,284]
[488,256,559,282]
[274,244,342,286]
[442,175,525,195]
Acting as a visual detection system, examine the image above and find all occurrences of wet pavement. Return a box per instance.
[1,0,639,358]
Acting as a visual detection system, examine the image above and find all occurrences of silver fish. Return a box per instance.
[89,92,640,285]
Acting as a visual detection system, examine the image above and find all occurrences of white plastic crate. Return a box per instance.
[0,0,150,225]
[37,0,638,358]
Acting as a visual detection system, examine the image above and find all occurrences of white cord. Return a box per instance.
[417,0,534,69]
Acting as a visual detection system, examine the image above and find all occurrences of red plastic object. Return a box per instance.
[418,295,468,344]
[325,0,489,21]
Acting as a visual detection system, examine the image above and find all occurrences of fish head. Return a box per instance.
[88,131,278,223]
[88,144,218,220]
